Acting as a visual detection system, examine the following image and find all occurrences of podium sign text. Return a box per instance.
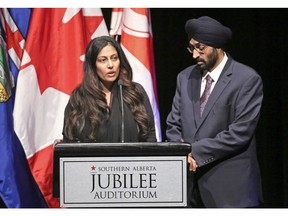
[60,156,187,207]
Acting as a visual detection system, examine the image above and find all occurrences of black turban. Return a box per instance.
[185,16,232,48]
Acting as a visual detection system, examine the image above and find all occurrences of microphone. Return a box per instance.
[118,79,124,143]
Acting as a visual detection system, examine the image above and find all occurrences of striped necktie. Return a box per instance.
[200,74,214,116]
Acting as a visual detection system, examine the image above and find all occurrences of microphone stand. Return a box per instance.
[118,79,125,143]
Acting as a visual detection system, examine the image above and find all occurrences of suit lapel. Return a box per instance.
[189,68,202,127]
[197,57,233,129]
[200,73,231,120]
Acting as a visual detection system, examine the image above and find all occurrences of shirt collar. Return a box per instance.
[202,52,228,83]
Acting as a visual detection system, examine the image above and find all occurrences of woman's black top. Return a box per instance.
[62,82,157,143]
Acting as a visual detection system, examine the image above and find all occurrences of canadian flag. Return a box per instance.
[13,8,108,207]
[110,8,162,141]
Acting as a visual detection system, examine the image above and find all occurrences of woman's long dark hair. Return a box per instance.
[63,36,153,141]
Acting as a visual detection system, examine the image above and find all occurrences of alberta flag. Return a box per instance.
[0,8,47,208]
[12,8,108,208]
[110,8,162,141]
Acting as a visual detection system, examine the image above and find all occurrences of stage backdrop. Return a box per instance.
[103,8,288,207]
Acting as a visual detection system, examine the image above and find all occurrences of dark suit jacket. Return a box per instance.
[166,56,263,207]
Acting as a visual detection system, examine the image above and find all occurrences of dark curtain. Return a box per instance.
[0,197,6,208]
[102,8,288,207]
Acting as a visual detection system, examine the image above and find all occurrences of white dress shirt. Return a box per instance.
[200,53,228,97]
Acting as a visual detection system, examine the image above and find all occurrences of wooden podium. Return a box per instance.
[53,142,190,208]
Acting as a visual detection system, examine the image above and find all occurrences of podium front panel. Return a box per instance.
[60,156,187,207]
[53,142,191,207]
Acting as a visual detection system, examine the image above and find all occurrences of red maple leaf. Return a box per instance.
[22,8,104,95]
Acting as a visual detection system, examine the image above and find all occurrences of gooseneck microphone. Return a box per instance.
[118,79,125,143]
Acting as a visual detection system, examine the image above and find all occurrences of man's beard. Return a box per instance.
[196,48,218,73]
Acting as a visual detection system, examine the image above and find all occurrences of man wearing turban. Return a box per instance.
[166,16,263,207]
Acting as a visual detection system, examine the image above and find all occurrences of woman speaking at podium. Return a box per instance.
[62,36,156,143]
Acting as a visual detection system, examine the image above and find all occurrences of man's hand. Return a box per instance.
[188,152,198,172]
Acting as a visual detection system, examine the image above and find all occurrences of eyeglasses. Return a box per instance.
[187,43,207,54]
